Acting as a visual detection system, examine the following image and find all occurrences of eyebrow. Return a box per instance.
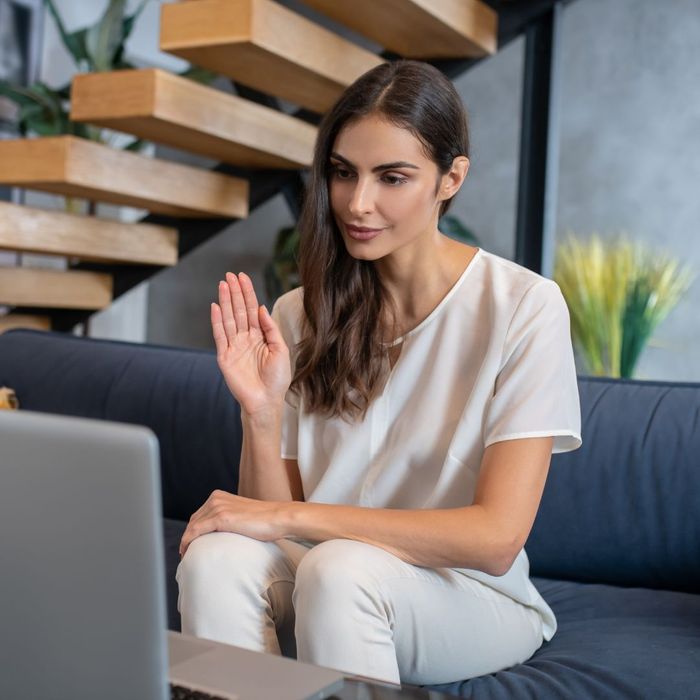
[329,152,420,171]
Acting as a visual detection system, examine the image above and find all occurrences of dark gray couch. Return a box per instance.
[1,328,698,699]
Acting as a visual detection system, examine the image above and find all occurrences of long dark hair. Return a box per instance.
[291,60,470,421]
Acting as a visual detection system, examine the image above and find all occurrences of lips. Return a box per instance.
[345,223,384,241]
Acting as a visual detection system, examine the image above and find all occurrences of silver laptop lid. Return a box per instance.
[0,410,168,700]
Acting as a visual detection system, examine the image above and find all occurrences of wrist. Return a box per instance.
[278,499,305,537]
[241,403,284,429]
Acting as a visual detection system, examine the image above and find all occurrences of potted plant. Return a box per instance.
[554,232,694,378]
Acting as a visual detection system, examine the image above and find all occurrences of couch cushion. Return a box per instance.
[527,376,700,594]
[428,577,700,699]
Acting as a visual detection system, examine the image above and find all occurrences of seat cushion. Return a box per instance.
[427,577,700,699]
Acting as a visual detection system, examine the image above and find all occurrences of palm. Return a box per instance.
[212,272,290,414]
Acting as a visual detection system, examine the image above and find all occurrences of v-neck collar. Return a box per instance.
[383,247,483,349]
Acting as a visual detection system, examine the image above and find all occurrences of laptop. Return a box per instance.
[0,409,345,700]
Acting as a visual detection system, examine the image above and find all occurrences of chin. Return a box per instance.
[343,242,385,262]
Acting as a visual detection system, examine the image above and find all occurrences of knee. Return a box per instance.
[293,539,387,603]
[177,531,275,591]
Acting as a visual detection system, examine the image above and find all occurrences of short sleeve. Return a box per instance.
[271,295,299,460]
[483,280,582,454]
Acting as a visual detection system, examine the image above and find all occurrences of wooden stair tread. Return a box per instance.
[160,0,383,113]
[0,313,51,333]
[300,0,497,58]
[0,266,112,310]
[0,136,248,219]
[0,202,178,266]
[71,68,317,169]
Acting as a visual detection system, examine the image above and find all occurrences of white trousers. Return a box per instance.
[176,533,544,686]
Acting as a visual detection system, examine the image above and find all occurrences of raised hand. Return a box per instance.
[211,272,291,416]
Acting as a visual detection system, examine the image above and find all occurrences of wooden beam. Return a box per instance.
[0,314,51,333]
[300,0,497,58]
[160,0,383,113]
[71,68,317,169]
[0,267,112,310]
[0,202,178,266]
[0,136,249,219]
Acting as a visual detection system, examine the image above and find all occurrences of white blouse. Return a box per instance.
[271,247,582,641]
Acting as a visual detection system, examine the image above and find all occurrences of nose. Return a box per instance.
[347,178,374,217]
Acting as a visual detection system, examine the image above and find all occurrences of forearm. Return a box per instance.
[237,408,296,502]
[282,501,515,576]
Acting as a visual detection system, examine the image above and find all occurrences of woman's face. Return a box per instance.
[328,114,463,262]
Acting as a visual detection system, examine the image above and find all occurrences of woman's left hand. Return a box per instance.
[179,490,289,557]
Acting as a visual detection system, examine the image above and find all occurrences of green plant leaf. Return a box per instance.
[178,66,217,85]
[266,227,302,300]
[0,81,69,136]
[122,0,149,40]
[54,83,72,100]
[69,121,92,139]
[67,28,90,69]
[86,0,128,72]
[114,0,149,67]
[0,82,40,107]
[620,278,651,377]
[123,138,146,152]
[17,103,45,132]
[44,0,89,65]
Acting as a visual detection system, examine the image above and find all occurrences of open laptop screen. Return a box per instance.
[0,410,169,700]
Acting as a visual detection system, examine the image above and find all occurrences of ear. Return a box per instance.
[438,156,470,201]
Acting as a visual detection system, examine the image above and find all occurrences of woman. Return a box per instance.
[176,60,582,687]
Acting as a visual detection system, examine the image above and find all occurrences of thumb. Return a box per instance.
[258,305,288,353]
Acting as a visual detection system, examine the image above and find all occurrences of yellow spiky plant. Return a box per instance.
[554,233,694,378]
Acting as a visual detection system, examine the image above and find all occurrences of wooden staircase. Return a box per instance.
[0,0,498,333]
[0,136,249,218]
[70,69,317,169]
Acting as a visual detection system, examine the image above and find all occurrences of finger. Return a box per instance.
[179,519,209,557]
[211,303,227,355]
[179,527,192,557]
[238,272,260,332]
[259,305,289,353]
[218,279,237,343]
[180,529,196,557]
[227,272,249,333]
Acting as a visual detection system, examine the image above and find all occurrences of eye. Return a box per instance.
[382,173,408,186]
[330,165,354,180]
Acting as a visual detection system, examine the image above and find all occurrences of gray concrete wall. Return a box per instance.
[555,0,700,380]
[451,37,524,260]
